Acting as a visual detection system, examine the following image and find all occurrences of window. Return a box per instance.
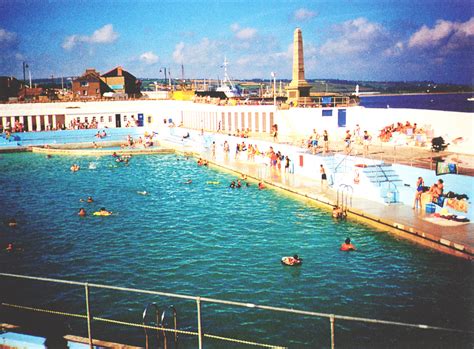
[83,90,87,96]
[108,115,112,123]
[322,109,333,117]
[96,88,100,94]
[80,81,89,87]
[123,115,127,121]
[147,116,152,123]
[100,116,104,123]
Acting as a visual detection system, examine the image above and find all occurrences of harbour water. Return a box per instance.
[360,93,474,113]
[0,152,472,347]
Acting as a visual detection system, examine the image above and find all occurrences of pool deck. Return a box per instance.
[164,140,474,260]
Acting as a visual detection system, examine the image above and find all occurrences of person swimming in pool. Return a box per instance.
[78,208,87,216]
[258,182,265,190]
[332,206,346,219]
[8,218,17,227]
[281,254,302,266]
[340,238,356,251]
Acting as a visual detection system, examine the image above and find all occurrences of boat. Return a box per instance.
[216,58,242,98]
[467,97,474,102]
[195,57,241,99]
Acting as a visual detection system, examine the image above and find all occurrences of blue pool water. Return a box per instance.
[0,152,472,348]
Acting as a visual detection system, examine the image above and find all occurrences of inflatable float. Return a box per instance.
[281,256,302,266]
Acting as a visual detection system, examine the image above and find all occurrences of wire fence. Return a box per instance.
[0,272,472,349]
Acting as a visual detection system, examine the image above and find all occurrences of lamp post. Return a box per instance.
[159,68,167,87]
[271,72,276,106]
[22,61,28,100]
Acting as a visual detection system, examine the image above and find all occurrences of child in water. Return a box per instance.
[340,238,356,251]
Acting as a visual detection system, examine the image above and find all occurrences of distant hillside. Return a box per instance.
[307,79,472,94]
[28,77,473,95]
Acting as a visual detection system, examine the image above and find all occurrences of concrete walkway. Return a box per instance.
[166,139,474,260]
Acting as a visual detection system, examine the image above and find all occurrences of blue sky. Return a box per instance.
[0,0,473,83]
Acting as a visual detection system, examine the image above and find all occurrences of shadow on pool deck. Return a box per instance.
[166,139,473,260]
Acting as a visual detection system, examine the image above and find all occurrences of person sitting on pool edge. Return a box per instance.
[340,238,356,251]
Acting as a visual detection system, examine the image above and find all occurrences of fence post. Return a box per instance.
[84,283,93,349]
[196,297,203,349]
[330,314,335,349]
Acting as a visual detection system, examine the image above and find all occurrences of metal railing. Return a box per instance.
[373,164,400,203]
[0,273,472,349]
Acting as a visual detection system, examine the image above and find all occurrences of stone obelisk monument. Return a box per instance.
[286,28,312,105]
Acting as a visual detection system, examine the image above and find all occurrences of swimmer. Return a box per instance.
[258,182,265,190]
[6,243,14,252]
[281,254,302,266]
[78,208,87,216]
[112,152,118,158]
[70,164,80,172]
[236,180,242,188]
[87,196,93,203]
[8,218,17,227]
[137,191,148,195]
[332,206,345,219]
[229,181,236,189]
[340,238,356,251]
[185,179,192,184]
[46,154,52,159]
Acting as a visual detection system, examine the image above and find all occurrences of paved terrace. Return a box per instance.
[163,137,474,260]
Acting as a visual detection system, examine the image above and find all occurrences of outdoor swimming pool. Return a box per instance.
[0,152,472,348]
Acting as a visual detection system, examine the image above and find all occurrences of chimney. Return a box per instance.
[117,66,123,76]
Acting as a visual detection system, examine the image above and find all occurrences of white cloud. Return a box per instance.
[172,38,221,65]
[408,17,474,50]
[140,51,159,64]
[319,17,386,56]
[89,24,119,44]
[0,28,17,47]
[293,8,317,21]
[384,41,404,56]
[230,23,257,40]
[62,24,119,50]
